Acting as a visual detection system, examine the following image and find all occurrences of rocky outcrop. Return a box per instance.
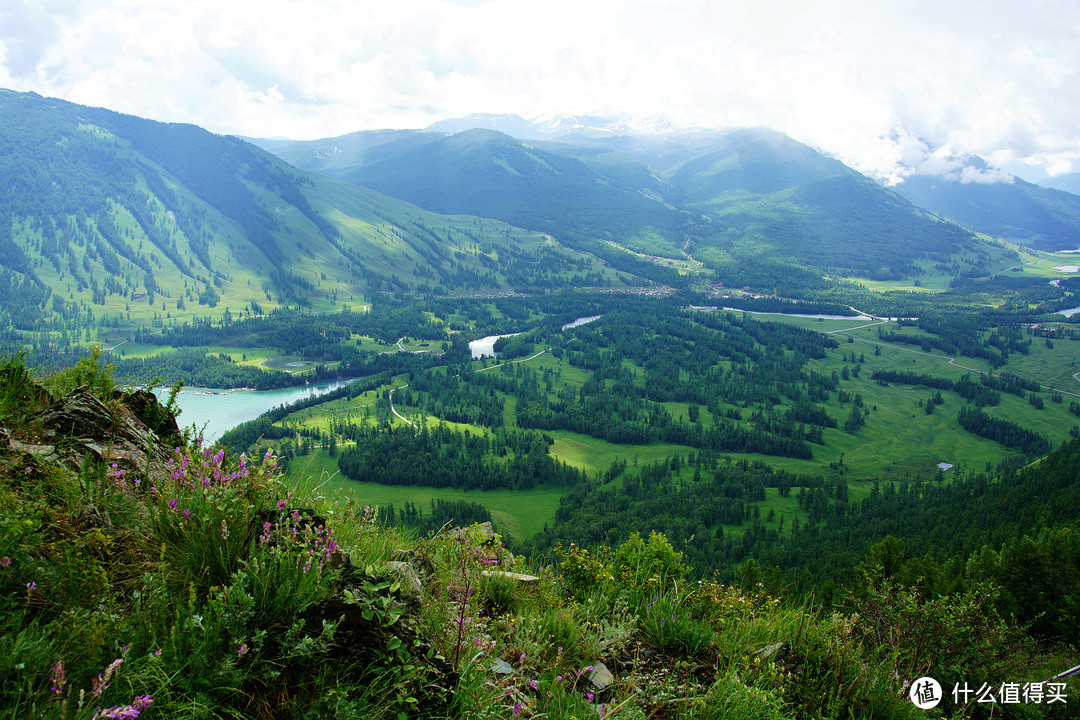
[12,386,180,484]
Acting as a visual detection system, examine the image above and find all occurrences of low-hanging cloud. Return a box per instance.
[1,0,1077,183]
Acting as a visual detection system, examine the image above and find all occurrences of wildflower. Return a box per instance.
[238,643,248,658]
[50,661,66,694]
[0,557,10,567]
[167,499,178,510]
[26,581,35,592]
[587,691,594,703]
[529,679,539,690]
[512,702,522,718]
[556,675,563,682]
[221,520,230,540]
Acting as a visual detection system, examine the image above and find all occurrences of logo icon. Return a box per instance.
[909,677,942,709]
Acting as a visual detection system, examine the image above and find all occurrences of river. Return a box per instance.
[164,315,607,437]
[154,379,353,442]
[468,315,603,359]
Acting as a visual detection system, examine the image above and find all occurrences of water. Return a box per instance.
[1053,265,1080,273]
[154,379,353,442]
[561,315,602,330]
[469,316,603,359]
[1059,307,1080,318]
[469,333,521,360]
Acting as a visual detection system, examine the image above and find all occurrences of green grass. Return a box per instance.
[548,430,694,477]
[281,449,564,544]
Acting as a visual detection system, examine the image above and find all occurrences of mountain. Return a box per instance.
[894,164,1080,251]
[427,113,545,138]
[1042,172,1080,196]
[659,128,985,279]
[261,124,989,283]
[264,126,713,271]
[0,90,612,334]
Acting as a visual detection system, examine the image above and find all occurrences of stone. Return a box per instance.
[749,642,789,662]
[586,661,615,691]
[30,387,179,485]
[491,659,515,675]
[385,560,423,595]
[480,571,540,584]
[450,521,496,542]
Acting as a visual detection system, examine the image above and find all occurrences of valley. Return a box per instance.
[3,88,1080,670]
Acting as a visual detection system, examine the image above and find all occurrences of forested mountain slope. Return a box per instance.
[267,127,715,267]
[659,129,982,279]
[0,90,614,337]
[263,123,992,282]
[895,170,1080,250]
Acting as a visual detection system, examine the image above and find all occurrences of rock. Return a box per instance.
[480,571,540,584]
[450,521,496,542]
[113,388,180,440]
[385,561,423,595]
[390,549,434,579]
[30,387,179,484]
[491,659,515,675]
[749,642,790,662]
[326,549,351,570]
[586,661,615,691]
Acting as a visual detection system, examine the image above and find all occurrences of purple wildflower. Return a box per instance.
[50,661,66,694]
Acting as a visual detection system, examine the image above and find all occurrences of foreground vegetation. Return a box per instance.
[2,357,1077,719]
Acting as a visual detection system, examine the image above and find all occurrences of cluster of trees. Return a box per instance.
[876,327,1009,368]
[956,406,1051,457]
[336,423,584,490]
[870,369,1006,407]
[378,499,494,535]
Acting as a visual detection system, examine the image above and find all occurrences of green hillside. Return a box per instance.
[662,129,983,279]
[895,171,1080,250]
[0,90,623,350]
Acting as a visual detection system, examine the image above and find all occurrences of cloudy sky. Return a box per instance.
[2,0,1078,183]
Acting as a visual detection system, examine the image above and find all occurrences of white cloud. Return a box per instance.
[2,0,1079,181]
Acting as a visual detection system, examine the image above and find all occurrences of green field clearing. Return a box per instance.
[281,449,564,544]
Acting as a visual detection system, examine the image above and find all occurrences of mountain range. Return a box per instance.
[257,124,984,283]
[0,90,610,331]
[3,89,1080,336]
[265,112,1080,255]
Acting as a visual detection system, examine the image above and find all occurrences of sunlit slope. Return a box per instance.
[0,90,614,331]
[263,127,716,263]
